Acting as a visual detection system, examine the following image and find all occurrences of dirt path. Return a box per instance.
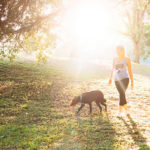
[50,74,150,150]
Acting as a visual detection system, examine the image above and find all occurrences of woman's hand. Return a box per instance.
[131,80,134,89]
[108,79,112,85]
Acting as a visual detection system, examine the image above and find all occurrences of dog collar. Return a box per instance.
[80,94,82,102]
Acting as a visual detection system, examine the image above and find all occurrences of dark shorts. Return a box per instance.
[115,78,129,106]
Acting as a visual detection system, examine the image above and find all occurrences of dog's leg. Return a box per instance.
[89,103,92,114]
[96,102,102,112]
[101,102,107,112]
[76,104,85,114]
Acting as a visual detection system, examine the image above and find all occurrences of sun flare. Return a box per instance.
[61,0,121,59]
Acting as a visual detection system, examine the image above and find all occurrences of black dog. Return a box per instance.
[70,90,107,114]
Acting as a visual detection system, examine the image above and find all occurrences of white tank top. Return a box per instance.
[114,58,129,81]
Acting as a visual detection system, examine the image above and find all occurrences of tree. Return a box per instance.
[118,0,150,63]
[0,0,62,62]
[141,24,150,60]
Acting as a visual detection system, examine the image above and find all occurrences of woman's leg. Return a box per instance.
[124,104,128,114]
[115,81,125,115]
[119,105,123,114]
[122,78,129,91]
[115,78,129,115]
[122,78,129,114]
[115,80,126,106]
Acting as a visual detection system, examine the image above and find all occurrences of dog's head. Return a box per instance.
[70,96,80,107]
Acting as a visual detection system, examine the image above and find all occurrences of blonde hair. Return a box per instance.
[116,45,125,51]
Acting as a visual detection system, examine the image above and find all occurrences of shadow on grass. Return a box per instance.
[120,114,150,150]
[52,114,117,150]
[76,114,116,150]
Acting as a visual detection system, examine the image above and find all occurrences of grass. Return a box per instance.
[0,59,150,150]
[0,60,66,149]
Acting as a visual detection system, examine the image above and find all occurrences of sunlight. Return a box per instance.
[69,2,110,43]
[62,0,118,60]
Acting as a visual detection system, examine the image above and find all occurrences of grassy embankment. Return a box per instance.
[0,59,150,150]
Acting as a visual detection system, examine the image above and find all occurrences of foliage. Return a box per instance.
[141,24,150,60]
[0,0,62,62]
[118,0,150,63]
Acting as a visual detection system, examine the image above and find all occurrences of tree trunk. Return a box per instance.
[134,42,140,63]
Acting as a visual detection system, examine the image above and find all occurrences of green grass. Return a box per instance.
[0,59,150,150]
[0,60,67,149]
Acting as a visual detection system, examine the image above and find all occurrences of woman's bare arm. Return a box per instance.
[108,58,115,84]
[126,57,134,88]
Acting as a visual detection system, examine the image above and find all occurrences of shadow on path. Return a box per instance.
[120,114,150,150]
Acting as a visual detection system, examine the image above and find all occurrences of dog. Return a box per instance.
[70,90,107,114]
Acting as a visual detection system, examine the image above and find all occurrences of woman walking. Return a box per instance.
[109,45,133,116]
